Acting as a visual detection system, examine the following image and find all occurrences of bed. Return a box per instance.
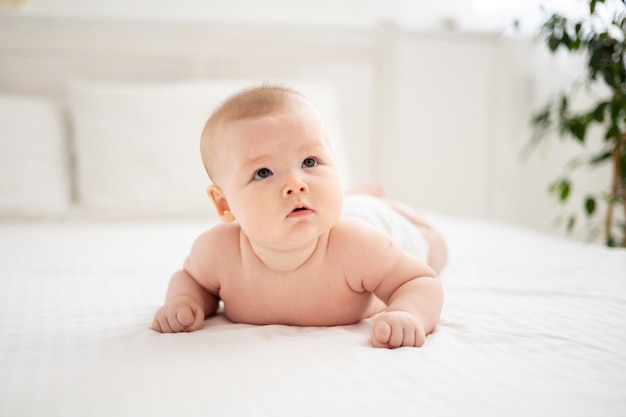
[1,216,625,416]
[1,18,626,417]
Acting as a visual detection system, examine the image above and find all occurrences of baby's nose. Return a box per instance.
[282,176,309,197]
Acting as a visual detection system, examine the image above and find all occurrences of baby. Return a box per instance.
[152,85,447,348]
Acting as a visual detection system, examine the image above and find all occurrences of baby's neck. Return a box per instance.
[241,231,328,273]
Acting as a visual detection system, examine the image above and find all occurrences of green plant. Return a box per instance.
[530,0,626,247]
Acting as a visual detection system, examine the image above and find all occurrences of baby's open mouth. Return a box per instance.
[288,206,312,216]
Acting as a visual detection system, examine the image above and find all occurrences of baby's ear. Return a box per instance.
[207,185,235,223]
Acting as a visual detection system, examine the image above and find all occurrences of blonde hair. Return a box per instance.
[200,84,304,182]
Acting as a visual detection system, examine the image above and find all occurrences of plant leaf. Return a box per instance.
[568,118,587,142]
[585,196,596,216]
[605,124,619,141]
[559,95,569,113]
[561,181,571,202]
[531,107,551,130]
[590,150,612,165]
[550,178,571,203]
[567,215,576,232]
[548,35,561,52]
[592,101,608,122]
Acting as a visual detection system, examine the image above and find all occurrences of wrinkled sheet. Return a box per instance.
[1,216,625,417]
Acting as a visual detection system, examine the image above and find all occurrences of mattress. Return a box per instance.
[1,216,625,417]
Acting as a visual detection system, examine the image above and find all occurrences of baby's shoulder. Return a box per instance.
[185,222,241,276]
[184,223,241,286]
[330,217,397,255]
[332,216,391,241]
[330,217,403,289]
[191,223,241,256]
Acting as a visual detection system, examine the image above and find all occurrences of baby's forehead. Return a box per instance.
[221,98,323,135]
[207,95,328,156]
[239,95,317,122]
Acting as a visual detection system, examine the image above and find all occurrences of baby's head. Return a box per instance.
[201,85,319,183]
[200,84,344,246]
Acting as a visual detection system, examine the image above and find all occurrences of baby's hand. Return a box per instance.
[151,296,206,333]
[371,311,426,348]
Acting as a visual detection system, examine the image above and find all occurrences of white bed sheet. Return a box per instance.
[1,216,625,417]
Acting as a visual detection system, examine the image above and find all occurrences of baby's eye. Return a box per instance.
[302,157,318,169]
[253,168,273,180]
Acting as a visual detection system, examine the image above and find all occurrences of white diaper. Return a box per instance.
[341,194,430,263]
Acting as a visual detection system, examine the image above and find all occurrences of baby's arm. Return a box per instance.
[371,272,443,348]
[342,219,443,348]
[151,261,219,333]
[152,228,226,333]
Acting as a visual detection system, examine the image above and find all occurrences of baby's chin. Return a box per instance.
[257,230,328,249]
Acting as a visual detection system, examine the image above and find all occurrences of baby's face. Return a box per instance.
[212,97,343,249]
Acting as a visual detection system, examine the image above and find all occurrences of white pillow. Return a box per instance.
[0,94,71,218]
[68,78,349,219]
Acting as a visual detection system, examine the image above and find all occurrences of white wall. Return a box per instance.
[381,32,497,220]
[0,0,589,33]
[377,29,608,240]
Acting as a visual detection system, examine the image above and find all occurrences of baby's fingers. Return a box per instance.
[151,301,205,333]
[151,318,163,333]
[151,314,172,333]
[166,304,202,332]
[178,304,205,332]
[371,312,426,348]
[176,307,195,328]
[372,320,392,347]
[372,320,407,348]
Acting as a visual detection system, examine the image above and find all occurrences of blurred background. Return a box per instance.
[0,0,608,240]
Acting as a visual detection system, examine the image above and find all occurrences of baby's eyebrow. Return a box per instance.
[240,153,272,169]
[298,142,328,155]
[239,141,328,170]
